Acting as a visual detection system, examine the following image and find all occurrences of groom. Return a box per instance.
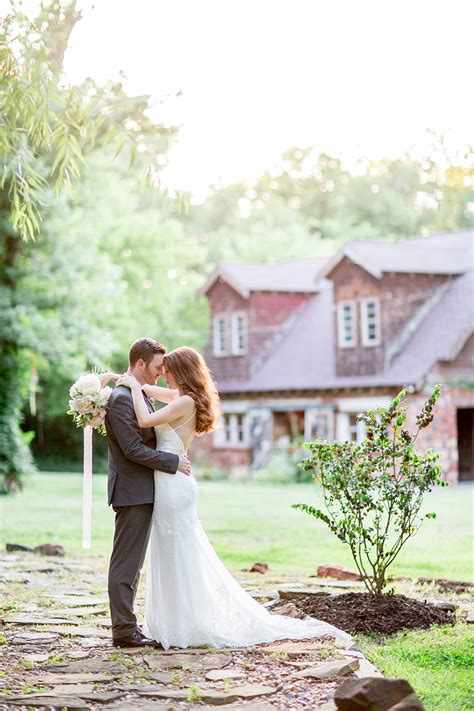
[105,337,191,648]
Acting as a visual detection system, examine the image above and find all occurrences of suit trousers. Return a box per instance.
[108,503,154,639]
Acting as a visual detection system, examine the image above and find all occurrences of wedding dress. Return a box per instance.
[143,417,350,649]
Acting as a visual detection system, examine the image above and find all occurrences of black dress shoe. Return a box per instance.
[112,630,161,648]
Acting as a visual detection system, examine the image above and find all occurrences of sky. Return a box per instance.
[22,0,474,197]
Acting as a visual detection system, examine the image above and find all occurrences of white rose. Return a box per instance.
[75,374,101,397]
[70,396,91,414]
[98,386,112,407]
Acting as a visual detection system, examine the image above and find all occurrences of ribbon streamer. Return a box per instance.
[82,426,93,549]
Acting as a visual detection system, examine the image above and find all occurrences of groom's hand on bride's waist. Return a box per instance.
[178,454,192,476]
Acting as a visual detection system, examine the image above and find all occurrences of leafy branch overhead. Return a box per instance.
[292,387,446,595]
[0,2,179,241]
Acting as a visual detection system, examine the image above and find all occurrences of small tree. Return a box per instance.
[292,387,446,595]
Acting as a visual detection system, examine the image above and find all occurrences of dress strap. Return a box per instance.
[174,408,196,431]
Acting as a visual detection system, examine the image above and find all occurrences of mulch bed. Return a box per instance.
[273,592,454,635]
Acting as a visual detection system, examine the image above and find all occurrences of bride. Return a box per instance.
[116,346,349,650]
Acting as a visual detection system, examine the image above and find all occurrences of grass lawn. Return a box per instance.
[358,625,474,711]
[1,472,472,580]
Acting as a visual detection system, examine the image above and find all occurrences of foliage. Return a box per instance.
[292,387,447,595]
[0,1,178,491]
[255,438,311,484]
[359,625,474,711]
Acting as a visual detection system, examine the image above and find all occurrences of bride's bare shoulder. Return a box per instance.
[175,394,195,411]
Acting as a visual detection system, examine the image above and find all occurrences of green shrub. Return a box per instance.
[293,387,446,594]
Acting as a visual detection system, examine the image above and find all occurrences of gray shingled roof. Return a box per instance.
[198,257,328,298]
[318,229,474,280]
[217,266,474,394]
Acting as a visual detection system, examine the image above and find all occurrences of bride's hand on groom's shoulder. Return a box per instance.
[99,371,120,387]
[116,373,140,390]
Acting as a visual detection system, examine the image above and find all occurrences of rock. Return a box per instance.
[317,564,362,581]
[418,576,474,593]
[270,601,303,618]
[33,543,65,556]
[145,652,232,671]
[45,625,110,638]
[200,705,275,711]
[6,614,72,625]
[63,650,90,660]
[262,640,332,657]
[45,659,125,674]
[249,562,269,574]
[390,693,425,710]
[35,672,121,685]
[145,671,175,683]
[334,677,421,711]
[11,631,59,645]
[292,658,359,679]
[279,588,331,600]
[51,684,94,694]
[206,668,247,681]
[6,543,32,552]
[49,595,108,607]
[45,606,108,617]
[465,611,474,624]
[431,600,457,612]
[139,683,277,704]
[6,696,89,709]
[23,653,50,663]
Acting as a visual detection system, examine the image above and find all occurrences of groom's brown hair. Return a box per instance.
[129,338,166,366]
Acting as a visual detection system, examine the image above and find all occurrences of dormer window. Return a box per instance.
[337,301,356,347]
[361,298,380,346]
[231,311,248,355]
[213,315,227,356]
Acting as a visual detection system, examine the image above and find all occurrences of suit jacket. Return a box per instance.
[105,385,179,507]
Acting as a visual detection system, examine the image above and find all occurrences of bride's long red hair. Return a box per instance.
[163,347,221,435]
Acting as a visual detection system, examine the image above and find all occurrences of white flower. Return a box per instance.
[69,396,92,414]
[98,386,112,407]
[74,374,101,397]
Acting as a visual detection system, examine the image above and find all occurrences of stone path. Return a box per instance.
[0,552,375,710]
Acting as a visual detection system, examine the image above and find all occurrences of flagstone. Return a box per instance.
[291,658,359,679]
[44,625,110,638]
[139,683,277,704]
[206,668,247,681]
[64,650,91,659]
[35,672,122,685]
[261,640,334,657]
[11,631,59,645]
[23,652,50,663]
[199,705,276,711]
[6,614,75,625]
[145,652,232,671]
[45,659,125,674]
[6,695,89,709]
[50,595,109,607]
[51,683,95,694]
[45,606,108,617]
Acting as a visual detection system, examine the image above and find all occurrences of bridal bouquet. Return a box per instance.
[67,373,112,435]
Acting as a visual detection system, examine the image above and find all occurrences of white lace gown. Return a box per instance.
[143,423,350,650]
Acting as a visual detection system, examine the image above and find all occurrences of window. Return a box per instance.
[336,412,366,442]
[215,413,249,447]
[231,311,247,355]
[361,298,380,346]
[337,301,356,347]
[213,315,227,356]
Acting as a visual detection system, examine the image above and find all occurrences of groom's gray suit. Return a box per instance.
[105,385,179,640]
